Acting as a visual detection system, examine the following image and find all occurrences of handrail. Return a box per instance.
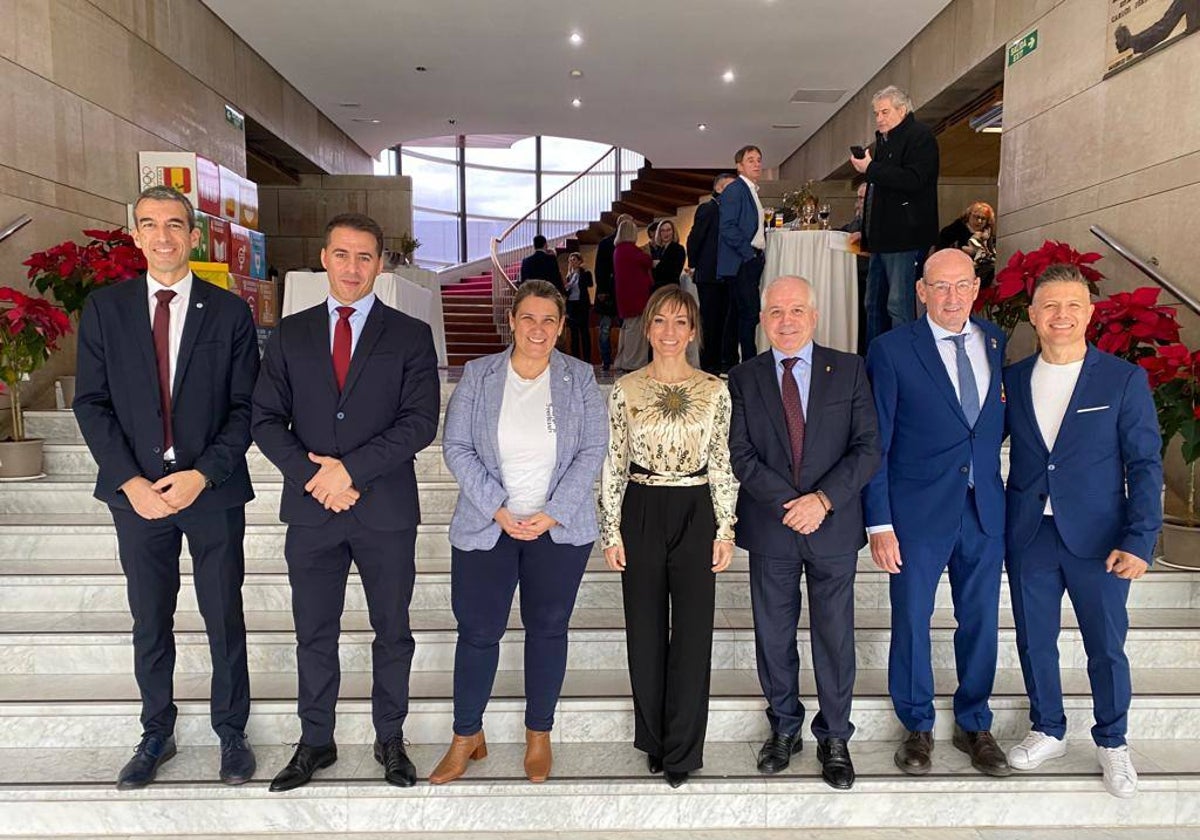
[0,215,32,245]
[1091,225,1200,317]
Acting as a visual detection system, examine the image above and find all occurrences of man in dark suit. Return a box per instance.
[252,213,440,791]
[593,213,630,372]
[519,235,564,293]
[718,146,768,365]
[863,248,1010,777]
[1002,264,1162,798]
[687,172,736,374]
[728,275,880,789]
[74,185,259,789]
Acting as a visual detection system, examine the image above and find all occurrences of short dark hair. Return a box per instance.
[713,172,736,190]
[511,279,565,320]
[325,213,384,256]
[134,186,196,231]
[533,234,548,249]
[1033,263,1090,296]
[643,284,702,343]
[735,145,762,164]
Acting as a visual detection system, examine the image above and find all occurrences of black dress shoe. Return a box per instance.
[665,769,689,788]
[375,735,417,787]
[816,737,855,790]
[894,730,934,775]
[953,725,1012,777]
[756,731,803,774]
[647,754,663,775]
[219,734,256,785]
[116,733,177,790]
[269,741,338,792]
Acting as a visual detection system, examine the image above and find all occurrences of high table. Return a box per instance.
[759,229,858,353]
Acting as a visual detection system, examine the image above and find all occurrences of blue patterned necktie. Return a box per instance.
[947,333,979,485]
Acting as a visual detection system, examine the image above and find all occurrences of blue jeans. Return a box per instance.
[597,314,614,367]
[866,249,922,345]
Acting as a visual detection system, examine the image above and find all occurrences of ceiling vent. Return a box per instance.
[789,89,846,103]
[771,124,804,129]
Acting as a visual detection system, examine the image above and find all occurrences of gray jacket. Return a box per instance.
[443,348,608,550]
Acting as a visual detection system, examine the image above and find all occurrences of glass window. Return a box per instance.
[401,151,459,213]
[464,136,537,170]
[412,208,461,268]
[541,136,612,173]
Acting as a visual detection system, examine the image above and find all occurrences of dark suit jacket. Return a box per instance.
[863,316,1007,540]
[863,112,940,254]
[593,234,617,317]
[74,275,258,511]
[728,346,881,557]
[251,300,440,531]
[520,250,564,292]
[687,194,721,284]
[717,177,760,278]
[1004,346,1162,562]
[651,242,686,290]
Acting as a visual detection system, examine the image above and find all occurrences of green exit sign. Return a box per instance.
[1008,30,1038,65]
[225,104,245,132]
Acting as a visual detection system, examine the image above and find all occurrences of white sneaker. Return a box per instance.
[1097,744,1138,798]
[1008,730,1067,770]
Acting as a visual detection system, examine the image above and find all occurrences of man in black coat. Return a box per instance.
[851,85,940,345]
[687,173,736,374]
[74,186,259,789]
[519,234,564,293]
[592,213,631,371]
[252,213,440,791]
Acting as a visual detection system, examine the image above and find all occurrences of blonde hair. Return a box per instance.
[614,219,638,245]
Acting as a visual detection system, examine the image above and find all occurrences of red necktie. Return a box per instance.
[153,290,176,451]
[332,306,355,391]
[781,357,806,484]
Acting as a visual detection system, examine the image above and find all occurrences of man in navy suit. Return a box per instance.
[1002,264,1162,798]
[729,276,880,788]
[252,213,440,790]
[718,145,767,365]
[519,235,564,293]
[863,248,1010,777]
[687,172,736,374]
[74,185,259,789]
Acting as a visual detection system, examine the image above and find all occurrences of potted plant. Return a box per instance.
[0,287,72,479]
[397,231,421,266]
[976,240,1105,337]
[22,228,145,406]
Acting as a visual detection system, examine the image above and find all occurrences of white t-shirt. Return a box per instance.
[1031,355,1084,516]
[497,362,558,518]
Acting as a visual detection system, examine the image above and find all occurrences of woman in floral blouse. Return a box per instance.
[600,284,737,788]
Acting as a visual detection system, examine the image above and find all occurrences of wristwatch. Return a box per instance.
[200,472,215,490]
[815,490,833,513]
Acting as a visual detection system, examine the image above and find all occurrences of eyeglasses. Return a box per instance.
[924,280,977,295]
[970,214,990,222]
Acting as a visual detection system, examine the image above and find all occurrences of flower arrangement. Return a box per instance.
[0,287,73,441]
[1086,286,1181,361]
[780,180,818,221]
[975,240,1104,335]
[23,228,145,317]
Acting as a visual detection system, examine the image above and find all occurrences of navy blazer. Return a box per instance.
[74,275,258,511]
[729,346,881,557]
[251,300,440,531]
[717,177,760,278]
[686,195,721,285]
[1004,346,1163,562]
[863,316,1007,539]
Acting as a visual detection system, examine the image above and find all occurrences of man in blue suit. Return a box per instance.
[718,145,767,365]
[864,248,1010,776]
[253,213,441,791]
[1002,264,1162,798]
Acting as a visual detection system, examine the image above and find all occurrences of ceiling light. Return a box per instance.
[697,123,708,131]
[415,66,427,72]
[339,102,360,108]
[569,69,584,78]
[569,31,583,46]
[352,118,382,124]
[571,98,582,108]
[722,69,735,83]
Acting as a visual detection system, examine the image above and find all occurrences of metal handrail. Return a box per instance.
[1091,225,1200,317]
[0,215,32,245]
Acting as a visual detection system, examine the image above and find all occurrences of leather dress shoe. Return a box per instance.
[374,735,417,787]
[817,737,855,789]
[219,733,256,785]
[953,725,1012,777]
[665,769,689,788]
[647,754,663,775]
[269,741,338,792]
[756,731,803,774]
[894,730,934,775]
[116,733,177,790]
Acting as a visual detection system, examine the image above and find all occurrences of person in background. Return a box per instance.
[649,217,687,291]
[612,219,654,372]
[938,202,997,287]
[839,181,870,355]
[688,173,738,374]
[594,213,633,372]
[563,252,593,362]
[718,145,768,364]
[520,235,564,293]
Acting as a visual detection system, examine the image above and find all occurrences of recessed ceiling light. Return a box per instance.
[571,97,582,108]
[339,102,360,108]
[697,123,708,131]
[569,69,584,78]
[722,69,735,83]
[352,118,382,124]
[569,31,583,45]
[415,66,428,72]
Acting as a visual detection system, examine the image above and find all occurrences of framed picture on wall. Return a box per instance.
[1106,0,1199,77]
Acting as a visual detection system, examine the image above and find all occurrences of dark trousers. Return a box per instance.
[1007,516,1132,747]
[697,281,738,374]
[112,505,250,740]
[724,251,765,365]
[285,518,416,746]
[597,313,615,368]
[567,301,591,362]
[749,546,858,742]
[620,482,717,772]
[450,533,591,735]
[889,495,1003,733]
[865,249,922,345]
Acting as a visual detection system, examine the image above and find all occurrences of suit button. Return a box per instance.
[1048,464,1056,471]
[960,466,969,474]
[336,412,345,420]
[152,447,161,455]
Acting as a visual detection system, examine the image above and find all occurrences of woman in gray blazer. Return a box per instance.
[430,280,608,785]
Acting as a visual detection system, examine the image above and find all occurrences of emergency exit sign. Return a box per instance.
[1008,30,1038,65]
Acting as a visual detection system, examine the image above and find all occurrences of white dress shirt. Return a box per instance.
[742,175,767,251]
[1031,356,1084,515]
[146,272,192,460]
[326,293,376,357]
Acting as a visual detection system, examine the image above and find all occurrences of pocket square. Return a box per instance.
[1076,405,1110,413]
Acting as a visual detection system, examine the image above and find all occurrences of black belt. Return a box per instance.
[630,462,707,478]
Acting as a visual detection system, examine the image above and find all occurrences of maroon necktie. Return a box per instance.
[781,357,806,484]
[153,290,176,452]
[332,306,355,391]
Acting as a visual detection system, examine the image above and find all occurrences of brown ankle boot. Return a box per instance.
[524,728,552,783]
[428,731,487,784]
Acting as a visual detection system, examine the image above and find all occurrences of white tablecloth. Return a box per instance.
[760,229,858,353]
[282,271,447,365]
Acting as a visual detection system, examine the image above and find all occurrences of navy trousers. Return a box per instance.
[725,251,765,365]
[888,494,1003,732]
[451,533,591,735]
[1006,516,1132,747]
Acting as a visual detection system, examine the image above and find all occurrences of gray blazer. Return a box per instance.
[443,348,608,550]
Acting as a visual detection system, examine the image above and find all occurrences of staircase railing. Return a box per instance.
[489,147,641,340]
[1090,225,1200,316]
[0,215,32,245]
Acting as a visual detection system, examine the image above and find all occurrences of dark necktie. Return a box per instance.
[781,357,806,484]
[152,290,176,452]
[332,306,355,392]
[946,333,981,486]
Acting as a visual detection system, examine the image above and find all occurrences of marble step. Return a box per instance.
[0,741,1196,835]
[3,834,1196,840]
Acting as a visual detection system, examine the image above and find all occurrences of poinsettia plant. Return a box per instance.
[23,228,145,317]
[0,288,73,441]
[1085,286,1181,362]
[975,240,1104,335]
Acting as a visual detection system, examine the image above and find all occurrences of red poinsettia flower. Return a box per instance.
[1139,343,1192,387]
[975,240,1105,335]
[1088,287,1180,361]
[22,228,144,316]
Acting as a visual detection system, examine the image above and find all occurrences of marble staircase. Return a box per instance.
[1,402,1198,836]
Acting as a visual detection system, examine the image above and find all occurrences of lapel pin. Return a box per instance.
[990,337,997,351]
[196,302,204,309]
[1000,383,1007,404]
[825,365,831,372]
